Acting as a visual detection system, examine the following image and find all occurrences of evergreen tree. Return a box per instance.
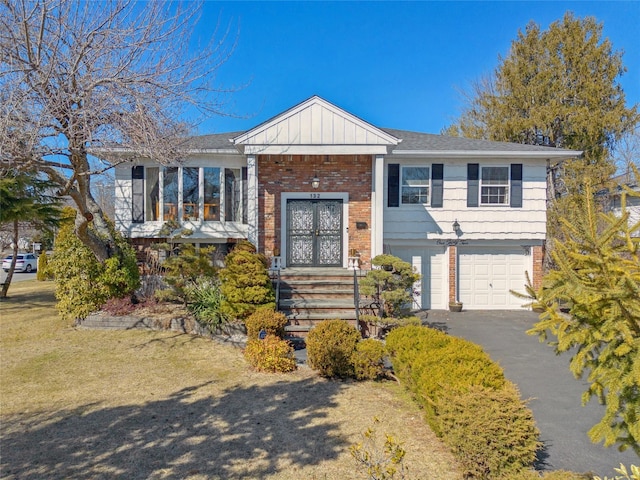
[445,13,639,261]
[525,183,640,453]
[0,169,61,298]
[219,241,275,320]
[51,207,140,322]
[359,254,420,319]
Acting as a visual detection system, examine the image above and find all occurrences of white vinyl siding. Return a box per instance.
[384,160,547,242]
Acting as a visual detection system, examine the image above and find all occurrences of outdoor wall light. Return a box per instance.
[452,219,461,235]
[311,176,320,189]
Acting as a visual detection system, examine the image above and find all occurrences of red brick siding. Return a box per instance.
[258,154,373,266]
[448,245,457,303]
[532,245,544,290]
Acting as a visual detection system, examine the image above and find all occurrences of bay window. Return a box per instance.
[203,167,221,221]
[163,167,179,220]
[132,165,244,224]
[183,167,199,220]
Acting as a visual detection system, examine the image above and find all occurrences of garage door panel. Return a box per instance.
[475,265,491,275]
[458,247,529,310]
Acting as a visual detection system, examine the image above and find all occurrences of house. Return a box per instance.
[606,173,640,236]
[114,96,581,310]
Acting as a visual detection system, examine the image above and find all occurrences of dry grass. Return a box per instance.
[1,281,461,479]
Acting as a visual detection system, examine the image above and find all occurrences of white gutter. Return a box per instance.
[391,150,582,160]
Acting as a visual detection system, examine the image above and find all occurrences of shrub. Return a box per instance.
[436,383,540,480]
[386,325,505,425]
[219,241,275,320]
[36,253,53,281]
[183,277,228,332]
[243,334,297,373]
[350,417,407,480]
[306,320,361,378]
[102,296,138,316]
[499,469,591,480]
[593,465,640,480]
[352,338,387,381]
[245,308,288,340]
[160,244,216,304]
[359,254,420,319]
[50,208,140,322]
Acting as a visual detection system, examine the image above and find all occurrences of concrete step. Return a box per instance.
[280,298,355,308]
[280,289,354,300]
[284,311,358,321]
[276,267,364,282]
[279,280,354,288]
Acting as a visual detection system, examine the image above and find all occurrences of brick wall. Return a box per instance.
[258,154,373,266]
[448,245,457,303]
[532,245,544,290]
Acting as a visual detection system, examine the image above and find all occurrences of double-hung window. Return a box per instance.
[401,166,430,205]
[480,166,509,205]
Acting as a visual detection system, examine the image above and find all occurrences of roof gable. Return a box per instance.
[232,96,400,152]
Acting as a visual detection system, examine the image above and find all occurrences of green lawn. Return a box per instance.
[0,280,461,479]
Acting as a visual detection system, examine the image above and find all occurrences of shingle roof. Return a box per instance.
[381,128,578,154]
[179,132,244,151]
[179,128,580,157]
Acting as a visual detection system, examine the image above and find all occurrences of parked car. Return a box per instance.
[2,253,37,273]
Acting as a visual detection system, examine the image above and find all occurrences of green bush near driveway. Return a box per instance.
[386,324,540,479]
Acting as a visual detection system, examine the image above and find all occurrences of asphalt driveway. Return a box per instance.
[426,309,637,476]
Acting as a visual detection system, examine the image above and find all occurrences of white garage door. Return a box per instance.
[394,247,446,310]
[458,247,530,310]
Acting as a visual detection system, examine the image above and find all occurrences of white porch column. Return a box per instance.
[370,154,385,258]
[247,154,259,249]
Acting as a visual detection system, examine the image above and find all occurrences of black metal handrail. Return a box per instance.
[270,268,281,310]
[353,267,360,325]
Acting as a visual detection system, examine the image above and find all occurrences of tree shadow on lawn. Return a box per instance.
[0,288,56,309]
[1,376,349,479]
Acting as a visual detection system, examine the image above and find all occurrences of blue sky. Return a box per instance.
[195,1,639,136]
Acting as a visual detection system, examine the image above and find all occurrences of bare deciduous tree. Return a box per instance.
[0,0,237,262]
[614,127,640,183]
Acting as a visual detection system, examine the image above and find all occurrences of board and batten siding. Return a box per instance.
[383,159,548,242]
[236,100,397,147]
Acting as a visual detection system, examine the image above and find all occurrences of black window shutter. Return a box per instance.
[131,166,144,223]
[241,167,248,224]
[467,163,479,207]
[388,164,400,207]
[510,164,523,208]
[431,164,443,207]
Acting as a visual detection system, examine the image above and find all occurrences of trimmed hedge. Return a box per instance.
[352,338,387,381]
[437,383,540,479]
[386,324,540,479]
[385,325,505,426]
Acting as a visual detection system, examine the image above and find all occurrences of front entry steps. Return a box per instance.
[272,267,363,339]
